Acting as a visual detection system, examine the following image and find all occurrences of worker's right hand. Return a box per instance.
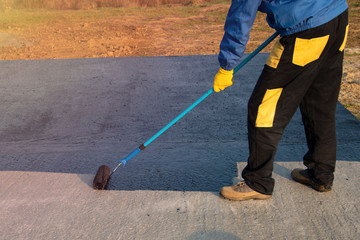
[213,68,234,92]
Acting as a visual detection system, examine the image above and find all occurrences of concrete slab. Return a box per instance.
[0,55,359,239]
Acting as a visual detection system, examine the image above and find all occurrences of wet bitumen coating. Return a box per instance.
[1,54,359,239]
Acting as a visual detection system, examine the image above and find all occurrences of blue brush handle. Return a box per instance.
[233,32,279,74]
[144,88,214,147]
[120,89,213,165]
[119,32,279,166]
[120,148,141,165]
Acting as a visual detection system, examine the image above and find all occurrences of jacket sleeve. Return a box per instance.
[218,0,262,71]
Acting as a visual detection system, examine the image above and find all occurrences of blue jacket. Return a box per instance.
[219,0,348,70]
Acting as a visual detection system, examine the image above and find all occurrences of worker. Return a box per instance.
[214,0,349,201]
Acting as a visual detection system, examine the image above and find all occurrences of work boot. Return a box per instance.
[291,168,332,192]
[220,181,272,201]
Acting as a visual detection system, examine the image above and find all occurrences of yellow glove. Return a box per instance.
[213,68,234,92]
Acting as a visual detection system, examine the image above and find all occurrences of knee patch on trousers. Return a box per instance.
[255,88,283,128]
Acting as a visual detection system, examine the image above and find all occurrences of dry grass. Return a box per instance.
[2,0,214,10]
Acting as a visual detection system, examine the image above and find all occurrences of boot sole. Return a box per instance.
[219,190,272,201]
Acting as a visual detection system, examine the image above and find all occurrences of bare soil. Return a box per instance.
[0,4,359,119]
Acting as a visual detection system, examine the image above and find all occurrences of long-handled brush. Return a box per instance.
[93,32,279,190]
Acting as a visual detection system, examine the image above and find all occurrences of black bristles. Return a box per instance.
[93,165,111,190]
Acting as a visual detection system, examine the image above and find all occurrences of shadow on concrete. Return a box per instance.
[186,231,242,240]
[1,55,359,192]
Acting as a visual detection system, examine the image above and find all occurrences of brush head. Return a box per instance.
[93,165,111,190]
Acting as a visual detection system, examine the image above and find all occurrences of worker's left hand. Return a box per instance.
[213,68,234,92]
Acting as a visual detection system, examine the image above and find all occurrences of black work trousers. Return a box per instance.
[242,10,349,195]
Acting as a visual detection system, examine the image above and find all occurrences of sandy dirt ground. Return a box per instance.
[0,4,359,118]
